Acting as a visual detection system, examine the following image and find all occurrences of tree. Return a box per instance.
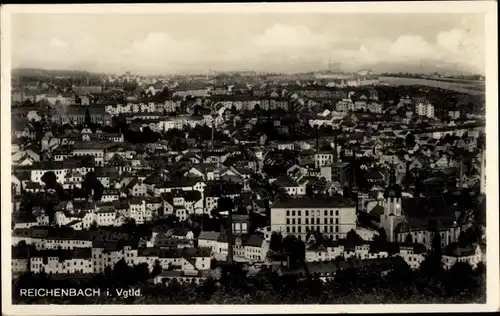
[82,171,104,201]
[215,196,235,217]
[151,260,162,277]
[160,86,170,97]
[444,262,475,296]
[84,107,91,126]
[431,231,442,254]
[346,229,362,243]
[133,263,150,283]
[112,258,132,286]
[41,171,58,188]
[371,227,389,252]
[269,232,283,252]
[405,132,416,148]
[404,234,413,244]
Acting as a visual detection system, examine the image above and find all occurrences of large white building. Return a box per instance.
[270,197,357,241]
[415,102,435,118]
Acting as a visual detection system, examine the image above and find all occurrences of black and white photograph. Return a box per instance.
[1,2,498,315]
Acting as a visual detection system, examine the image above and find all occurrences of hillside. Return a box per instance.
[12,68,106,77]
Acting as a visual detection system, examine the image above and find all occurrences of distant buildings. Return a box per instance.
[9,71,487,292]
[415,102,435,118]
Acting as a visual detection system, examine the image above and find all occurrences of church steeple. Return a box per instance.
[384,164,402,199]
[381,164,404,243]
[389,166,396,184]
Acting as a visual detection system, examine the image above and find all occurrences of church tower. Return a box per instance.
[380,166,404,242]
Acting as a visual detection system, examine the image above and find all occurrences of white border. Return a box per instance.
[1,2,498,315]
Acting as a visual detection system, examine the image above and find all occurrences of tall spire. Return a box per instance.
[385,163,402,199]
[389,164,397,184]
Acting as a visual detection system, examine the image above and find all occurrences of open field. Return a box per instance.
[379,76,485,95]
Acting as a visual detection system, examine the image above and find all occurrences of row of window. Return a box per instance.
[286,210,340,217]
[286,226,340,233]
[46,240,89,245]
[286,218,339,225]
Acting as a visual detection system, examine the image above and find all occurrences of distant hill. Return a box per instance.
[12,68,106,77]
[360,59,483,77]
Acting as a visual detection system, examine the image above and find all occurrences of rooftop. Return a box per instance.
[271,196,355,209]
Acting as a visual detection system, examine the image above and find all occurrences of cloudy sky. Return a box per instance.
[11,13,486,75]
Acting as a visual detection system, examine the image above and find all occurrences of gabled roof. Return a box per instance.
[198,231,221,241]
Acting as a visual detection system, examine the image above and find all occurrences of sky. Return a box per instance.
[11,13,486,75]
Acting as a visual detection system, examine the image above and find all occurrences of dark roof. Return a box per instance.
[217,234,264,247]
[169,227,192,237]
[271,196,355,209]
[400,196,456,230]
[198,231,221,241]
[442,242,478,257]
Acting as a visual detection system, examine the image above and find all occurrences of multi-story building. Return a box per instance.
[415,102,435,118]
[270,197,357,241]
[368,102,383,114]
[442,243,484,270]
[314,151,335,168]
[30,249,93,274]
[336,99,355,113]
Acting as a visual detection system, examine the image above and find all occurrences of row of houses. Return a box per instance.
[305,240,484,271]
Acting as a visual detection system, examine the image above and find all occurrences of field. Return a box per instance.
[379,76,485,95]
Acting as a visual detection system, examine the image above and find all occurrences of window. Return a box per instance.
[335,210,339,216]
[305,210,309,216]
[305,218,309,225]
[335,226,339,233]
[297,211,301,217]
[335,218,339,225]
[292,210,296,216]
[316,218,320,224]
[330,210,334,216]
[286,219,290,225]
[286,227,290,233]
[286,211,290,216]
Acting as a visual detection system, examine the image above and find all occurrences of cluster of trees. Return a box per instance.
[269,233,306,268]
